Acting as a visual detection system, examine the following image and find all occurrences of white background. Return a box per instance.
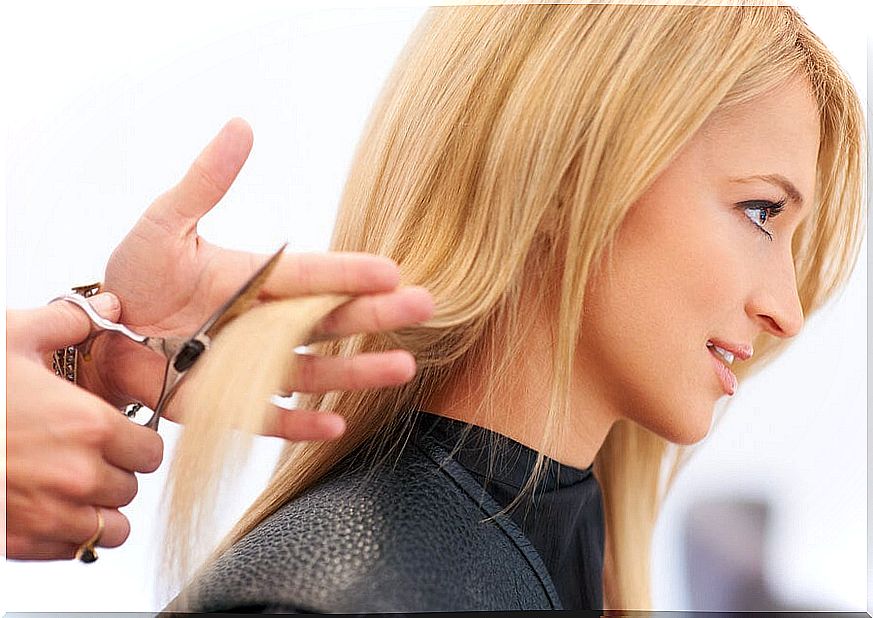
[2,1,868,612]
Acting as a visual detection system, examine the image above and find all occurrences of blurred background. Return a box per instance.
[2,1,868,612]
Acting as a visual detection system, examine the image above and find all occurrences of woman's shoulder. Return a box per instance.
[169,433,562,614]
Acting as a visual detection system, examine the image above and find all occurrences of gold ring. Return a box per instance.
[75,507,105,563]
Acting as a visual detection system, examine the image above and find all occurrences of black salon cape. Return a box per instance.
[175,412,604,615]
[414,410,605,611]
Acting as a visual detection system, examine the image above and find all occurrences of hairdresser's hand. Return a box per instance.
[85,118,433,442]
[6,295,163,560]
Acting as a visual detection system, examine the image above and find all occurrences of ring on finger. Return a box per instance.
[75,507,105,564]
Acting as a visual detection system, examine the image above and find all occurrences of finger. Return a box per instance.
[93,508,131,548]
[257,252,401,297]
[24,293,121,351]
[289,350,416,394]
[21,370,164,474]
[41,504,130,549]
[37,454,139,509]
[102,417,164,474]
[261,409,347,442]
[5,536,79,561]
[207,250,404,301]
[145,117,253,232]
[90,465,139,508]
[309,286,434,342]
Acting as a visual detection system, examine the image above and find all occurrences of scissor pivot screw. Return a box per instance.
[173,339,206,372]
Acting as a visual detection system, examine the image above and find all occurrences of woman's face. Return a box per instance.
[578,75,820,445]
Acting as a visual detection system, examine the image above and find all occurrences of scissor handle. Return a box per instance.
[53,293,188,430]
[53,294,149,344]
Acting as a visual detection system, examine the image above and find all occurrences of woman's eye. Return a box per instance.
[738,199,787,241]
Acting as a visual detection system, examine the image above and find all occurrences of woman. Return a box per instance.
[165,3,865,612]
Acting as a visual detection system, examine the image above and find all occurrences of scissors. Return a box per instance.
[54,243,288,430]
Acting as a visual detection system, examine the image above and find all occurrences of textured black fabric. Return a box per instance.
[163,422,563,614]
[413,410,605,610]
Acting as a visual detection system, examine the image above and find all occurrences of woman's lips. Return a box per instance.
[709,346,738,395]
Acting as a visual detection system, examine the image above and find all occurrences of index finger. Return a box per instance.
[102,414,164,474]
[261,252,402,297]
[212,249,403,299]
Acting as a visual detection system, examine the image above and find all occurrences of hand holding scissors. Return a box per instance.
[7,295,163,561]
[57,243,291,431]
[78,118,434,441]
[7,118,433,563]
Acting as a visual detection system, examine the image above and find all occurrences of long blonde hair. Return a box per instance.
[165,3,865,610]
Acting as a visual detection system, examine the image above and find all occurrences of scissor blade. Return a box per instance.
[200,242,288,340]
[141,243,287,432]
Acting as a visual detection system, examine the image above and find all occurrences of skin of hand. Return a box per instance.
[79,117,434,441]
[6,294,164,560]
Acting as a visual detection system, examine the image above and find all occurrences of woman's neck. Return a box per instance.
[422,315,617,470]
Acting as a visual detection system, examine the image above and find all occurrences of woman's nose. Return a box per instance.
[745,248,805,339]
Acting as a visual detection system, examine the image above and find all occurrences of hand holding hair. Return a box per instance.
[6,294,163,560]
[81,117,434,442]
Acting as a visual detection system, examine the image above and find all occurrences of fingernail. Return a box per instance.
[90,293,120,316]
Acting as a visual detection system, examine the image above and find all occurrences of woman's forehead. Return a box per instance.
[691,76,820,207]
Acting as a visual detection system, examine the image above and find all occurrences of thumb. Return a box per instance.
[30,293,121,350]
[144,117,253,236]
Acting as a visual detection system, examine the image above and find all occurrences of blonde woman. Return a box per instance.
[164,3,865,613]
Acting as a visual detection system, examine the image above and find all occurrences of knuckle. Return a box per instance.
[297,258,316,293]
[297,355,315,390]
[340,259,354,291]
[189,159,225,200]
[76,407,114,446]
[370,300,386,332]
[350,358,367,389]
[65,459,100,500]
[57,300,84,326]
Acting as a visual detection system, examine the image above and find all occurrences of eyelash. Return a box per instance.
[738,199,786,241]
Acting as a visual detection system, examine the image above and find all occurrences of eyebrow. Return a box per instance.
[728,174,805,206]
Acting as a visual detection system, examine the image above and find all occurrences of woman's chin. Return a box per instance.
[643,402,714,446]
